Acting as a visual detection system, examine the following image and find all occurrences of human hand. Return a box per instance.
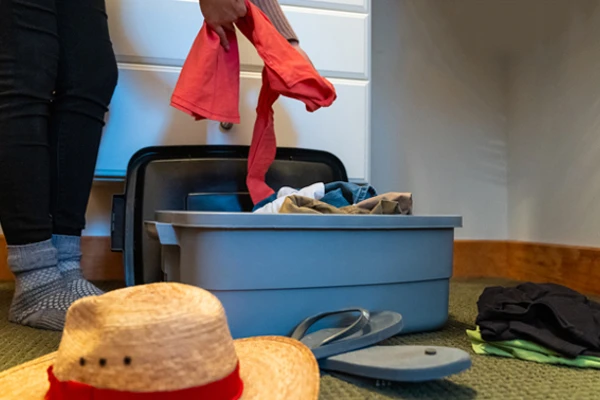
[199,0,247,51]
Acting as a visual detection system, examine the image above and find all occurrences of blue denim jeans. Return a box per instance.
[320,182,377,208]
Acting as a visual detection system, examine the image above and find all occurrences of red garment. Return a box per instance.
[45,364,243,400]
[171,0,337,204]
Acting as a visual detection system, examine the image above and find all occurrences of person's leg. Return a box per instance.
[0,0,77,330]
[49,0,118,298]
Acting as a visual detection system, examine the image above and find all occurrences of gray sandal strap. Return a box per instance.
[290,308,370,347]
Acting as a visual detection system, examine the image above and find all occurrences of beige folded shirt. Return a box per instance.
[356,192,413,215]
[280,192,413,215]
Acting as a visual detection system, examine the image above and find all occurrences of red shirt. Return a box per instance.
[171,0,337,204]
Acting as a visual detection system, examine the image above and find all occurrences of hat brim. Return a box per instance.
[0,336,319,400]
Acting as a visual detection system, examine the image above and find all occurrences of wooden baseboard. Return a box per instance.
[0,241,8,281]
[453,240,600,295]
[1,236,599,295]
[453,240,509,279]
[506,242,600,296]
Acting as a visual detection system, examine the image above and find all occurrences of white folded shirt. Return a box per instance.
[253,182,325,214]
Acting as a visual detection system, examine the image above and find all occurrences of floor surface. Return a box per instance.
[1,278,599,399]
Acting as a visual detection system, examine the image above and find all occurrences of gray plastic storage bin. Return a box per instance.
[111,145,349,286]
[146,211,462,339]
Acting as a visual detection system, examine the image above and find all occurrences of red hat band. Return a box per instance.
[45,363,243,400]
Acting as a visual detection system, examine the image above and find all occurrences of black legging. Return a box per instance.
[0,0,118,245]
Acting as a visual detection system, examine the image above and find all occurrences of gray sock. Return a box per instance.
[52,235,104,298]
[8,239,78,331]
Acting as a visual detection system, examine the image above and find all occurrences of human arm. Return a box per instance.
[251,0,312,64]
[251,0,297,42]
[198,0,311,63]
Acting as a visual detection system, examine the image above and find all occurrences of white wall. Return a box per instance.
[507,1,600,247]
[370,0,509,239]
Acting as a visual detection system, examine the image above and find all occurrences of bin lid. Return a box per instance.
[154,211,463,230]
[111,145,349,286]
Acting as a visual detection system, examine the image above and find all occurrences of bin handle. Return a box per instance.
[145,222,180,246]
[110,194,125,252]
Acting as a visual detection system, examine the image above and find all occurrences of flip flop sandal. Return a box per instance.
[320,345,472,382]
[290,308,404,360]
[291,308,471,382]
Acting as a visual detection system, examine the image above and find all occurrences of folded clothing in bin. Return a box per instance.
[171,0,337,205]
[279,195,411,215]
[253,182,325,213]
[320,182,378,208]
[254,181,413,215]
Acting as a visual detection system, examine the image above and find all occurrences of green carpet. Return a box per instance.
[1,279,599,399]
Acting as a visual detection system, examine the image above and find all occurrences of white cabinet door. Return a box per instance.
[97,65,369,182]
[281,0,369,13]
[106,0,369,79]
[238,7,369,79]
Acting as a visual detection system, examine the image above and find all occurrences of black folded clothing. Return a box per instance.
[476,282,600,358]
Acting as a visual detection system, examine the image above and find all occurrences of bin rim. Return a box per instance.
[152,211,463,230]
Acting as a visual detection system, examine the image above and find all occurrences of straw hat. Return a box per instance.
[0,282,319,399]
